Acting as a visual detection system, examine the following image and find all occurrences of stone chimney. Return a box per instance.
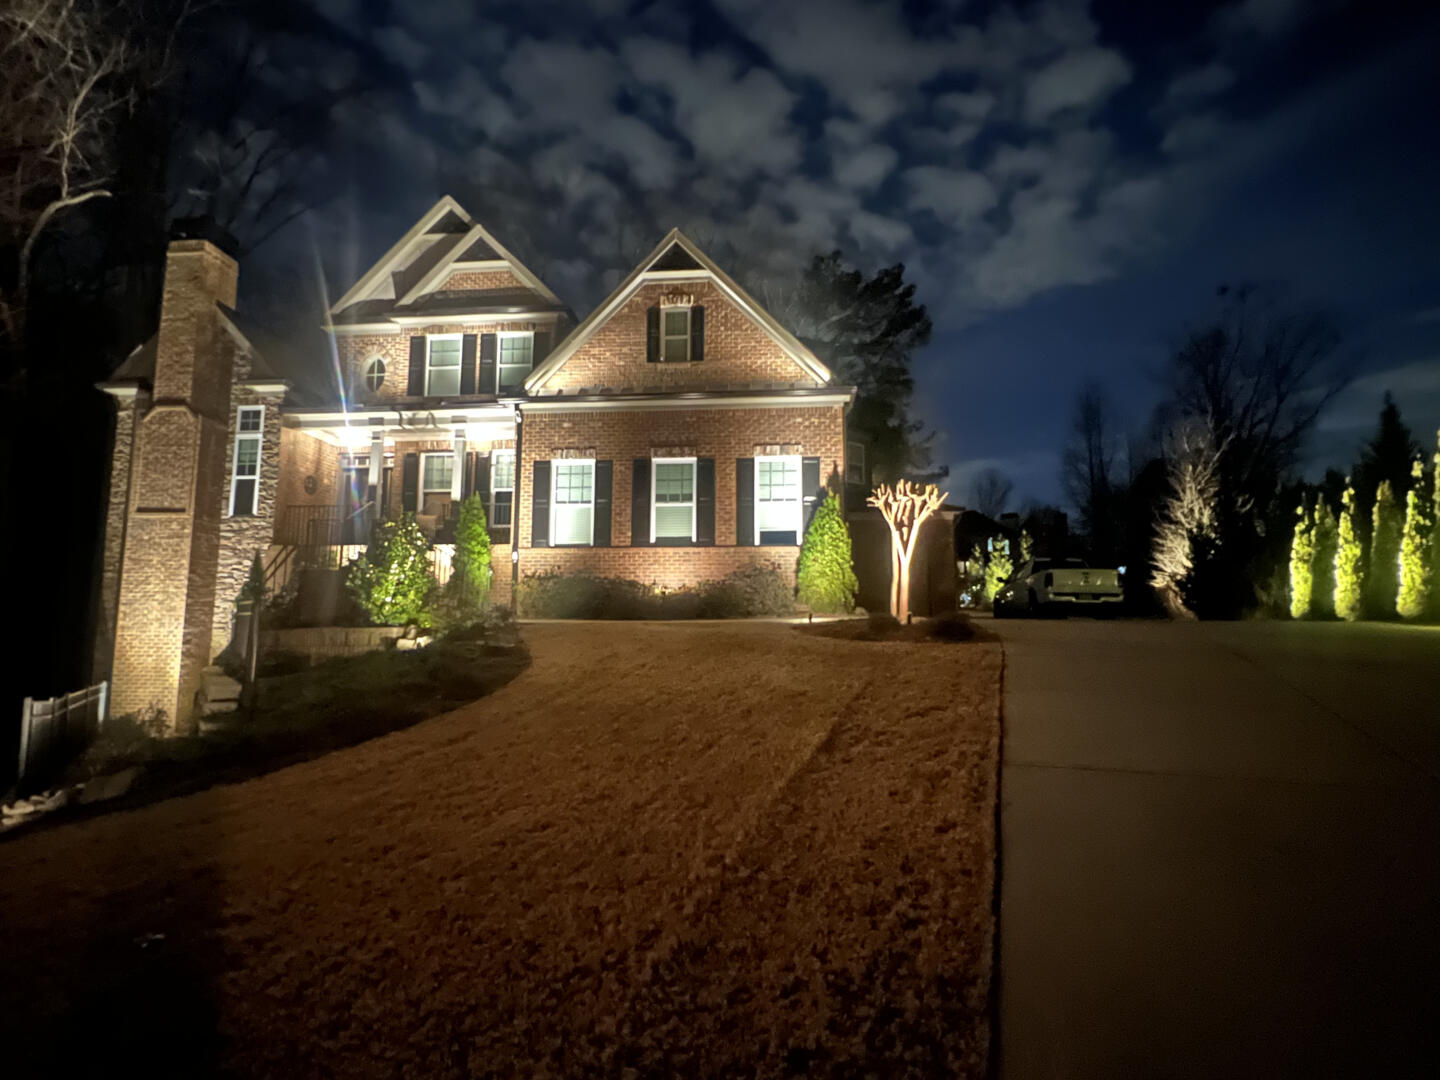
[107,220,241,728]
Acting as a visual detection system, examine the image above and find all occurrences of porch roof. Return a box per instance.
[282,401,517,449]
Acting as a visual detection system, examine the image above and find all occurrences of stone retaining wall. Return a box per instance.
[260,626,406,664]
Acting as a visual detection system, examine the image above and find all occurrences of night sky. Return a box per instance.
[254,0,1440,508]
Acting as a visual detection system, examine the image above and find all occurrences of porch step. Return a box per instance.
[200,666,241,715]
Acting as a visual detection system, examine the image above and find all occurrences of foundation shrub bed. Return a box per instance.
[519,566,794,619]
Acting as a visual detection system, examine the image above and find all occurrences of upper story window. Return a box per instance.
[845,441,866,486]
[229,405,265,517]
[662,307,690,362]
[497,332,534,394]
[490,450,515,530]
[756,454,801,545]
[551,460,594,546]
[652,457,696,542]
[364,357,386,392]
[425,334,462,396]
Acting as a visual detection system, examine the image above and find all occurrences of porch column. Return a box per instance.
[368,432,383,501]
[451,428,466,500]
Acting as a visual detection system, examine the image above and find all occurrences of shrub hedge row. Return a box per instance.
[518,566,794,619]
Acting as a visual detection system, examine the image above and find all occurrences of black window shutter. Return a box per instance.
[532,330,551,372]
[631,458,651,545]
[407,337,426,396]
[696,457,715,545]
[736,457,755,546]
[594,460,613,547]
[401,453,420,513]
[646,306,660,363]
[530,460,550,547]
[690,306,705,362]
[460,334,478,394]
[475,454,491,517]
[802,456,822,530]
[479,333,498,394]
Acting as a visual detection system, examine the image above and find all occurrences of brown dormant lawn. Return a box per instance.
[0,621,1001,1077]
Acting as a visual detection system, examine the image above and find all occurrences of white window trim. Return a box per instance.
[363,357,386,392]
[424,333,463,396]
[754,453,803,546]
[228,405,265,517]
[660,304,691,363]
[496,330,534,395]
[550,457,596,547]
[490,449,515,528]
[650,456,697,544]
[419,451,455,496]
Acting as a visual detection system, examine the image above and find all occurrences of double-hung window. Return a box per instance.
[756,455,802,545]
[425,334,462,396]
[662,307,690,362]
[420,452,454,518]
[551,460,594,546]
[490,450,515,531]
[652,458,696,543]
[229,406,264,517]
[497,332,533,394]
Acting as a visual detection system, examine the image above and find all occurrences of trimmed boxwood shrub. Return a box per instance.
[519,566,794,620]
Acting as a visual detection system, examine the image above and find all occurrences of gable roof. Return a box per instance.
[525,229,831,392]
[329,195,561,320]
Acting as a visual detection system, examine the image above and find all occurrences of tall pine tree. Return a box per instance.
[1334,482,1364,621]
[1354,392,1420,514]
[1367,480,1402,618]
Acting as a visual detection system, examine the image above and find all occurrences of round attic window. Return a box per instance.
[364,357,386,391]
[303,476,318,496]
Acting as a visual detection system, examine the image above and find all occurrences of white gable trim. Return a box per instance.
[524,228,830,392]
[329,195,470,314]
[396,224,486,307]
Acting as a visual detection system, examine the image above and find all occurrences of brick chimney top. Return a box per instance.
[168,216,239,258]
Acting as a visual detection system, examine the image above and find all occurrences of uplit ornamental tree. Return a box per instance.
[1397,458,1434,619]
[347,514,436,627]
[796,491,859,613]
[1367,480,1401,619]
[1311,497,1338,619]
[869,480,947,622]
[1334,482,1364,622]
[1288,497,1315,619]
[1152,419,1223,619]
[1430,430,1440,620]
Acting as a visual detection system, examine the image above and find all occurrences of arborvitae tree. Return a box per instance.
[450,494,493,605]
[1430,431,1440,620]
[1397,458,1434,619]
[1311,498,1338,619]
[346,514,436,627]
[796,491,859,613]
[983,535,1014,606]
[1334,482,1364,621]
[1289,498,1315,619]
[1019,529,1034,564]
[1367,480,1402,619]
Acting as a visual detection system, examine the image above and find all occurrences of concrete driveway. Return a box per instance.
[994,616,1440,1078]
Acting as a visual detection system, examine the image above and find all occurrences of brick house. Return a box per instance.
[95,197,857,726]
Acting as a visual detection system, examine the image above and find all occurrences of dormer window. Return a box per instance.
[647,297,705,363]
[663,307,690,362]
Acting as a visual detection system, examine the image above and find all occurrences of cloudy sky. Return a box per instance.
[253,0,1440,508]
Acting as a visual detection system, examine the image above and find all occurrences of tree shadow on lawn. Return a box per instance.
[797,611,998,644]
[15,636,530,839]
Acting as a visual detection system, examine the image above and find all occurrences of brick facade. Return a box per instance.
[437,268,526,293]
[337,319,559,406]
[93,390,147,681]
[535,280,819,394]
[516,404,846,588]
